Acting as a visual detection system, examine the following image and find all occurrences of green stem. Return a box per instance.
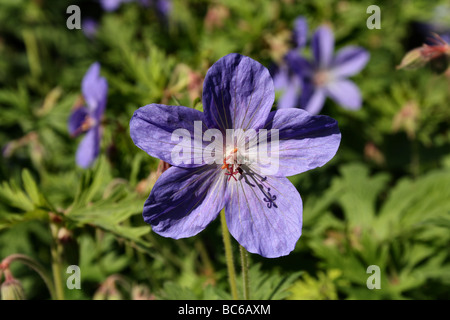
[50,224,65,300]
[220,209,239,300]
[1,253,56,299]
[195,240,215,275]
[22,30,41,78]
[240,245,250,300]
[411,138,420,178]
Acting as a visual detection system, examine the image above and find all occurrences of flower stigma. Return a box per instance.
[313,70,330,87]
[70,115,97,138]
[221,147,242,181]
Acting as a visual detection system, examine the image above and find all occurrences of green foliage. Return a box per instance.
[1,0,450,300]
[304,163,450,299]
[157,263,301,300]
[288,269,346,300]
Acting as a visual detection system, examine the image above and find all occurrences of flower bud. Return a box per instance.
[57,227,72,243]
[204,4,230,32]
[397,47,428,70]
[93,286,123,300]
[392,101,419,139]
[364,142,385,166]
[1,277,26,300]
[92,286,108,300]
[131,284,155,300]
[93,280,124,300]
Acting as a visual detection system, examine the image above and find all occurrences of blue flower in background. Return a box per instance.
[292,16,308,49]
[68,63,108,169]
[276,18,370,114]
[100,0,133,12]
[130,53,341,258]
[82,18,99,39]
[272,17,307,109]
[412,4,450,44]
[100,0,171,17]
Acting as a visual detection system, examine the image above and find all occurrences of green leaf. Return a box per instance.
[375,168,450,240]
[329,163,390,228]
[21,169,42,206]
[0,179,34,212]
[244,264,302,300]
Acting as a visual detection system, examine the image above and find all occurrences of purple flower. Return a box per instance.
[292,16,308,49]
[68,62,108,168]
[272,17,307,110]
[130,53,341,258]
[82,18,99,39]
[155,0,172,17]
[273,64,302,109]
[100,0,171,17]
[100,0,132,11]
[276,19,370,114]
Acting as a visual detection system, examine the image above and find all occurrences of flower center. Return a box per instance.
[313,70,330,87]
[81,116,96,131]
[221,147,242,181]
[220,146,279,208]
[71,115,96,138]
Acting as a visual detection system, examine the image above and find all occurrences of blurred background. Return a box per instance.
[0,0,449,300]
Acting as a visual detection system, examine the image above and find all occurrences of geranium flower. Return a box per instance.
[272,17,307,109]
[82,18,99,39]
[68,62,108,168]
[130,53,341,258]
[276,18,369,114]
[100,0,133,11]
[100,0,171,17]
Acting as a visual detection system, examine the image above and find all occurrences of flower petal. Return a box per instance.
[261,108,341,177]
[144,166,227,239]
[130,104,208,167]
[225,175,302,258]
[100,0,129,11]
[277,77,301,109]
[272,65,289,91]
[273,66,302,109]
[293,17,308,49]
[76,126,100,168]
[155,0,172,16]
[312,26,335,68]
[285,50,314,78]
[331,46,370,78]
[82,62,108,117]
[325,79,362,110]
[202,53,275,131]
[68,107,89,137]
[300,81,326,115]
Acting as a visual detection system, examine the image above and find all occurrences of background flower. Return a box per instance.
[100,0,171,17]
[82,18,99,39]
[68,62,108,169]
[276,18,370,114]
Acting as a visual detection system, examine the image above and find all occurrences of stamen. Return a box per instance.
[240,166,278,209]
[70,115,95,137]
[263,188,278,209]
[221,147,241,181]
[313,70,329,87]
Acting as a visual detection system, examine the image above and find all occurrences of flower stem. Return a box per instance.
[239,245,250,300]
[0,253,56,299]
[50,223,65,300]
[220,209,239,300]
